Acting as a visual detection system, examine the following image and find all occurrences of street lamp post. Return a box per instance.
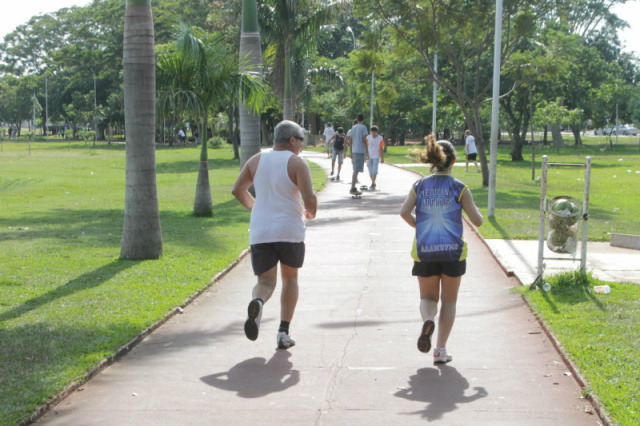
[432,53,438,135]
[92,70,97,144]
[488,0,503,217]
[45,73,49,142]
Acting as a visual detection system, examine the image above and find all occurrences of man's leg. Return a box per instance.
[277,264,299,349]
[253,265,278,302]
[245,265,277,341]
[279,264,299,323]
[465,157,469,172]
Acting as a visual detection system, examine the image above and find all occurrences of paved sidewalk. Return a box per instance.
[37,152,598,426]
[484,239,640,287]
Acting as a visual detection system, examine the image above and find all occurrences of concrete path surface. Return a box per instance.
[36,152,598,426]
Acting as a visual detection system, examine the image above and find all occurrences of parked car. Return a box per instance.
[620,125,638,136]
[600,125,638,136]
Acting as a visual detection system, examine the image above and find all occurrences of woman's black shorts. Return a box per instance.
[412,259,466,277]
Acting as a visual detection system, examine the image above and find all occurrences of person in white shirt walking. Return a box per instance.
[232,120,318,349]
[464,130,480,172]
[366,125,385,189]
[322,122,335,159]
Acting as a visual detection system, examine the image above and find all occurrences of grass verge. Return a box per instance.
[514,272,640,425]
[383,136,640,240]
[0,142,325,426]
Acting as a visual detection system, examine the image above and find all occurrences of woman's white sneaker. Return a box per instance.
[433,348,452,364]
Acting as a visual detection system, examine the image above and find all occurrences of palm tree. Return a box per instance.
[261,0,342,120]
[239,0,263,168]
[157,25,265,216]
[120,0,163,260]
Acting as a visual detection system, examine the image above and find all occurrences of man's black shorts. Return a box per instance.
[466,153,477,161]
[412,259,466,278]
[250,242,305,275]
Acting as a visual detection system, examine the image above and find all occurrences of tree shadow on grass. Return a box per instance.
[0,201,250,252]
[533,281,606,314]
[0,260,137,323]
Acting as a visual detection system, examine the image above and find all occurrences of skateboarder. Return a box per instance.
[348,113,368,196]
[232,120,318,349]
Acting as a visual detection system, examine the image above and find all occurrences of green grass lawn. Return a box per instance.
[384,136,640,240]
[0,141,325,426]
[514,272,640,425]
[1,139,639,426]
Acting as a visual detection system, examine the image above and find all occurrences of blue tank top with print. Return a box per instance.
[412,175,468,262]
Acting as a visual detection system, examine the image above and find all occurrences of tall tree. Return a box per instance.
[239,0,263,168]
[365,0,549,186]
[157,25,265,216]
[260,0,342,120]
[120,0,163,259]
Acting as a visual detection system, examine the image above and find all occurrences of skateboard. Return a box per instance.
[360,185,369,191]
[351,194,362,199]
[330,177,341,182]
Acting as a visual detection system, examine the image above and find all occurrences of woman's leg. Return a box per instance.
[418,275,440,321]
[436,274,462,348]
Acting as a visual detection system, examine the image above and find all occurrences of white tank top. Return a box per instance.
[249,149,305,245]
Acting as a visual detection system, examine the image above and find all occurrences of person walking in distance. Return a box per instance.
[366,125,385,189]
[399,135,483,364]
[464,130,480,172]
[323,122,335,159]
[328,127,346,180]
[348,113,369,196]
[232,120,318,349]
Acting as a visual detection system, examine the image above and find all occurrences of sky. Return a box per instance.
[0,0,639,54]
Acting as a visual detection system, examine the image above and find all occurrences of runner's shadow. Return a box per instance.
[200,351,299,398]
[394,365,488,421]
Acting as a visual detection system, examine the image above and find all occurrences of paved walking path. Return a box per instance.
[37,152,599,425]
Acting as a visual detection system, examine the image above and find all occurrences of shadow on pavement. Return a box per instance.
[394,365,488,421]
[200,350,299,398]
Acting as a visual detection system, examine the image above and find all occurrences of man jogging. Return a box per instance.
[232,120,318,349]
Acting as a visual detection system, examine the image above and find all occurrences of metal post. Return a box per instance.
[93,70,97,143]
[432,53,438,135]
[45,74,49,142]
[615,103,619,146]
[370,69,375,128]
[580,157,591,272]
[488,0,503,217]
[537,155,548,275]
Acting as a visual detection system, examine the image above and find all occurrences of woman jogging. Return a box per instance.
[399,135,483,364]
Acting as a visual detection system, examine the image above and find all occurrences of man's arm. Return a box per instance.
[363,134,369,159]
[379,140,385,163]
[231,154,260,210]
[290,157,317,219]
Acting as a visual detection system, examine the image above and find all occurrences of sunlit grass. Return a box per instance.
[0,142,325,426]
[385,138,640,240]
[514,272,640,426]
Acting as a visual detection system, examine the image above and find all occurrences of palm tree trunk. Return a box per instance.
[283,45,294,121]
[120,0,162,260]
[239,0,262,168]
[193,110,213,216]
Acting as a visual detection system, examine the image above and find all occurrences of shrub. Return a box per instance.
[208,136,225,149]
